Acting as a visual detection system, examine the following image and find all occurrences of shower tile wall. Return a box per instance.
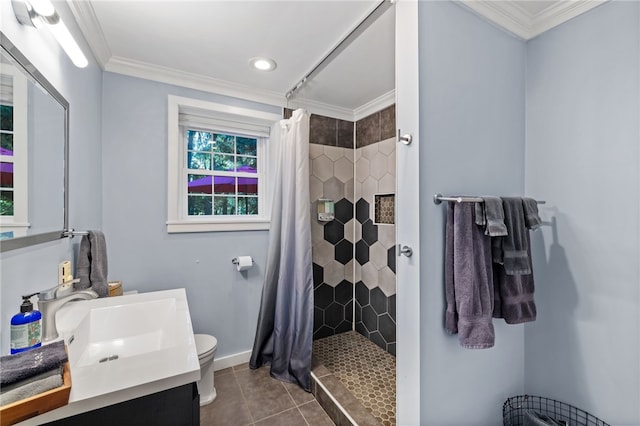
[308,113,356,340]
[354,105,397,355]
[304,105,397,356]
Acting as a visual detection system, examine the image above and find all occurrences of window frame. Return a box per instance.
[167,96,280,233]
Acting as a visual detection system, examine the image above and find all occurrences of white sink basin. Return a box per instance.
[70,298,178,368]
[53,289,199,403]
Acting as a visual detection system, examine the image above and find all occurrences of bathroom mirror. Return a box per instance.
[0,32,68,252]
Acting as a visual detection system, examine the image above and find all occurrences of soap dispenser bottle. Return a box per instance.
[10,294,42,354]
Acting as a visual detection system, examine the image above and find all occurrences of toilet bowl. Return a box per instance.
[194,334,217,406]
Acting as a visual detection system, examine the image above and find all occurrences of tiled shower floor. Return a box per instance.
[313,331,396,426]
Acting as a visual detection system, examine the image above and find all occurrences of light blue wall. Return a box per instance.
[0,2,102,354]
[101,73,280,358]
[524,2,640,424]
[417,2,527,424]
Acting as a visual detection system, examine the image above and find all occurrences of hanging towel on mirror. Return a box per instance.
[445,202,495,349]
[76,231,109,297]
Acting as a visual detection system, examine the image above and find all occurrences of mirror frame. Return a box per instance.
[0,32,69,253]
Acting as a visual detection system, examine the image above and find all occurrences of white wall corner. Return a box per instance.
[459,0,610,41]
[529,1,609,39]
[459,1,533,40]
[66,0,112,68]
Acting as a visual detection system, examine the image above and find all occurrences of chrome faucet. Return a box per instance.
[38,288,99,342]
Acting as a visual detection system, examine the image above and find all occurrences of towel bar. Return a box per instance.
[433,193,546,205]
[62,229,89,238]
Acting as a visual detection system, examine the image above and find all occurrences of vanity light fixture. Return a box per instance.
[249,57,277,72]
[11,0,89,68]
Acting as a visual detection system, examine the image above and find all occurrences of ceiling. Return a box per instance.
[67,0,606,121]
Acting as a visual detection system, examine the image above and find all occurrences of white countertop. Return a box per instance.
[17,289,200,425]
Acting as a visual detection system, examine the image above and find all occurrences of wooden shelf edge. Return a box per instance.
[0,362,71,426]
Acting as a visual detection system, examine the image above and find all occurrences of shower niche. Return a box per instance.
[374,193,395,225]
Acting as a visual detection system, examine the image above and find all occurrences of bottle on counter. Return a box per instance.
[10,294,42,354]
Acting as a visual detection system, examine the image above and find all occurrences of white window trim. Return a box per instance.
[167,95,280,233]
[0,64,29,236]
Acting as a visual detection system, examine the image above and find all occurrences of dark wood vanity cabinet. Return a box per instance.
[45,383,200,426]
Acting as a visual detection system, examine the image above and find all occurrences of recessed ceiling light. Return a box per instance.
[249,57,277,72]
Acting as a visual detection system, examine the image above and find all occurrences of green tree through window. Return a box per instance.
[185,129,259,217]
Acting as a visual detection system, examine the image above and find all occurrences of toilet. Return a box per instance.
[194,334,218,406]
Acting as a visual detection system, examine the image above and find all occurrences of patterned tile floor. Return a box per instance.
[313,331,396,426]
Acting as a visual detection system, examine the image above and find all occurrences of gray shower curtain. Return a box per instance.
[249,108,314,391]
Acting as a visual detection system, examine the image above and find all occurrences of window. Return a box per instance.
[0,103,15,216]
[167,96,281,232]
[0,65,28,238]
[185,130,260,216]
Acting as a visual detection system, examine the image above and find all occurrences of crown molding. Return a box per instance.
[66,0,111,68]
[459,0,608,40]
[459,1,531,40]
[105,56,287,108]
[287,97,355,122]
[353,89,395,122]
[288,89,396,122]
[528,1,607,38]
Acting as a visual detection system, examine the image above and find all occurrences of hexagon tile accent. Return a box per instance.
[355,283,397,354]
[313,331,396,426]
[312,272,353,340]
[353,192,397,355]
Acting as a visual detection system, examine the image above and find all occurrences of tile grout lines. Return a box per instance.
[281,384,313,426]
[234,367,321,426]
[232,369,256,425]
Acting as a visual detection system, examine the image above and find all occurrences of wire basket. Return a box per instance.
[503,395,609,426]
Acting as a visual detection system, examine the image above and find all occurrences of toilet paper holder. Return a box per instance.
[231,257,254,265]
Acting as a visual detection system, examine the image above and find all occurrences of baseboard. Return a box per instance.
[213,350,252,371]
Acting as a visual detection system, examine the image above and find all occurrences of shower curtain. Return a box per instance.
[249,108,314,391]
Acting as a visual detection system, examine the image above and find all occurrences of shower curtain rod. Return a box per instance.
[285,0,394,99]
[433,194,546,205]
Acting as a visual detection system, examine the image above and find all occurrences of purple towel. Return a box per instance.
[445,202,495,349]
